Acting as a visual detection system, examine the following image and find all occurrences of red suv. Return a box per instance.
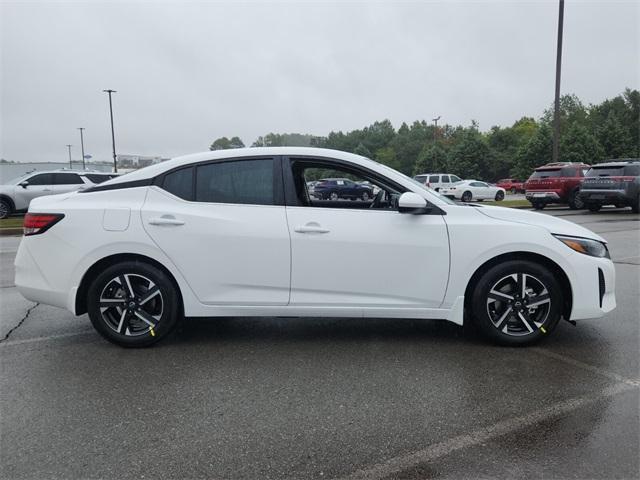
[524,162,590,210]
[496,178,525,193]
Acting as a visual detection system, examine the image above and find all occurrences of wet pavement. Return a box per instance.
[1,206,638,479]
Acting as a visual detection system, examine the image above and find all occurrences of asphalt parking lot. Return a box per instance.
[1,207,638,479]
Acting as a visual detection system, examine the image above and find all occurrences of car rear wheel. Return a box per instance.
[0,200,11,219]
[461,191,472,202]
[471,260,563,346]
[361,191,370,201]
[495,191,505,201]
[329,192,339,201]
[532,202,545,210]
[568,190,584,210]
[510,187,517,194]
[87,261,181,347]
[632,195,640,213]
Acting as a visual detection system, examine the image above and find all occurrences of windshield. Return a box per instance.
[3,172,36,185]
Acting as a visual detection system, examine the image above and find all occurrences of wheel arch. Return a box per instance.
[75,253,184,316]
[0,194,15,211]
[463,251,573,320]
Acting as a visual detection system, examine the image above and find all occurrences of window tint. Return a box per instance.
[561,168,577,177]
[84,174,112,184]
[162,167,194,200]
[531,169,561,178]
[470,181,485,187]
[25,173,52,185]
[429,175,440,183]
[441,176,450,183]
[196,159,273,205]
[53,173,84,185]
[450,175,461,183]
[587,165,640,177]
[414,175,427,183]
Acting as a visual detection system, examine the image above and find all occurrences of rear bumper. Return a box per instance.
[525,191,561,202]
[580,189,630,204]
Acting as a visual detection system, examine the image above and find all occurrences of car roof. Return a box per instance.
[536,162,590,170]
[591,159,640,168]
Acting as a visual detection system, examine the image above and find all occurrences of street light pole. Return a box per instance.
[552,0,564,163]
[432,116,441,171]
[66,144,73,169]
[78,127,86,170]
[103,89,118,172]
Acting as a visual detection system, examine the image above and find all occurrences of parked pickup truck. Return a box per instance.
[580,159,640,213]
[524,162,590,210]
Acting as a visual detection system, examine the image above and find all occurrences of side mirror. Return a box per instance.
[19,181,29,189]
[398,192,431,214]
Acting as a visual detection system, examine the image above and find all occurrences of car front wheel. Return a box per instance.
[87,261,181,347]
[568,190,584,210]
[0,200,11,219]
[471,260,563,346]
[461,191,472,202]
[495,191,505,201]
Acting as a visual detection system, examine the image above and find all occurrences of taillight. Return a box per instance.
[23,213,64,236]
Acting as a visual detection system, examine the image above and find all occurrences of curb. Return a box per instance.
[0,228,22,237]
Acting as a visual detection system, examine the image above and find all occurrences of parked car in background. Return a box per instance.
[313,178,374,201]
[524,162,590,210]
[0,170,118,219]
[413,173,462,191]
[15,147,615,348]
[440,180,505,202]
[580,159,640,213]
[496,178,525,193]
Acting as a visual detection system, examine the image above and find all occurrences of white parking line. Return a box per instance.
[338,382,637,480]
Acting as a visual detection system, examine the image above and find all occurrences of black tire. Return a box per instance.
[587,203,602,212]
[632,195,640,214]
[87,261,181,347]
[568,190,585,210]
[461,191,472,202]
[0,200,11,219]
[329,192,339,201]
[361,191,370,201]
[471,260,563,346]
[495,191,505,201]
[532,202,545,210]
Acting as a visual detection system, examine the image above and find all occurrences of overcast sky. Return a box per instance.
[1,0,638,163]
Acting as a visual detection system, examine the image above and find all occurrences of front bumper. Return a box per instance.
[568,255,616,320]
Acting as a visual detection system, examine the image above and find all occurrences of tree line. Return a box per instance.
[210,88,639,181]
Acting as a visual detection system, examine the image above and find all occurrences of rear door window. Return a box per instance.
[429,175,440,183]
[53,173,84,184]
[441,175,450,183]
[25,173,53,185]
[162,167,194,200]
[196,158,274,205]
[531,169,561,178]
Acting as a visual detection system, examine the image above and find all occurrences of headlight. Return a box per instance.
[553,234,610,258]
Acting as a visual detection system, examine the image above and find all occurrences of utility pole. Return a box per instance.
[103,89,118,172]
[432,116,441,171]
[78,127,86,170]
[552,0,564,163]
[66,144,73,168]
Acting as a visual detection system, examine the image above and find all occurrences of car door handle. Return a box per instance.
[148,216,185,226]
[294,223,330,234]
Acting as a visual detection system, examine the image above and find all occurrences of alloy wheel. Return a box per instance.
[361,192,370,201]
[0,202,9,219]
[330,192,339,200]
[486,273,551,337]
[99,273,163,336]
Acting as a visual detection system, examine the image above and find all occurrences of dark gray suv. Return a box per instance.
[580,159,640,213]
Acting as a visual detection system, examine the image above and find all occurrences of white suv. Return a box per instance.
[413,173,462,192]
[0,170,118,219]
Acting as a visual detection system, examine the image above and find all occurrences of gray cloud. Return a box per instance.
[1,0,638,163]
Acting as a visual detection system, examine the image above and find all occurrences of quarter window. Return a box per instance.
[196,159,274,205]
[429,175,440,183]
[162,167,194,200]
[441,176,450,183]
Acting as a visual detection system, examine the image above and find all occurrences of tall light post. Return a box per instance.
[103,89,118,172]
[66,144,73,168]
[552,0,564,163]
[432,116,441,171]
[77,127,86,170]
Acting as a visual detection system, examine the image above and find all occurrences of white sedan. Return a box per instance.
[15,147,615,347]
[440,180,505,202]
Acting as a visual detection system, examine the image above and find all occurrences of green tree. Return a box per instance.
[597,113,634,159]
[374,146,401,171]
[353,143,372,158]
[413,144,446,175]
[210,136,245,150]
[560,123,604,164]
[446,128,493,179]
[513,124,553,179]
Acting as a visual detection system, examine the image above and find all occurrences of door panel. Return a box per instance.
[13,173,53,210]
[141,187,291,305]
[286,207,449,308]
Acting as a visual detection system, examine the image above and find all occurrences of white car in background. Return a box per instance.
[440,180,506,202]
[413,173,462,191]
[15,147,615,348]
[0,170,117,219]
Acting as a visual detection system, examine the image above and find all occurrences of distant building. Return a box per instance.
[116,154,169,169]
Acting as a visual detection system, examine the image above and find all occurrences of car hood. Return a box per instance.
[474,205,606,242]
